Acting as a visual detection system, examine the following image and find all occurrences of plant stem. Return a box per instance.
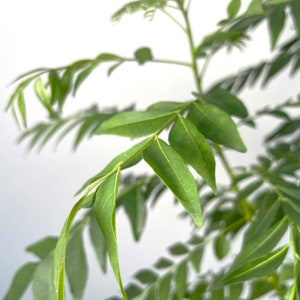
[160,8,186,32]
[177,1,202,95]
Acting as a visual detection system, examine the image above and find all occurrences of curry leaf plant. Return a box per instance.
[4,0,300,299]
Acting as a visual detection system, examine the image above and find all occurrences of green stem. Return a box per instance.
[177,1,202,95]
[160,8,186,31]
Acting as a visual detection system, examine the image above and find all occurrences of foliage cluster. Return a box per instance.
[4,0,300,299]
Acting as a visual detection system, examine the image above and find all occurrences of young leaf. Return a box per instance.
[143,138,203,227]
[187,102,247,152]
[95,110,176,138]
[227,0,241,18]
[3,262,38,300]
[94,171,127,299]
[65,225,88,300]
[291,0,300,39]
[205,87,248,118]
[134,47,153,65]
[32,256,56,300]
[223,245,288,285]
[267,4,286,49]
[169,116,217,193]
[26,236,58,259]
[119,184,147,241]
[34,77,52,112]
[89,213,108,273]
[175,261,188,300]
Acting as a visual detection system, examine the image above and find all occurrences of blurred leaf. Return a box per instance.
[32,256,56,300]
[147,101,188,112]
[214,235,230,260]
[229,283,243,300]
[175,261,187,300]
[17,92,27,127]
[95,110,176,138]
[73,64,98,96]
[154,257,173,269]
[3,262,38,300]
[249,278,274,299]
[205,87,248,118]
[169,116,217,193]
[66,225,88,300]
[143,138,203,227]
[291,0,300,39]
[223,245,288,285]
[26,236,58,259]
[94,171,127,299]
[265,119,300,142]
[58,68,73,109]
[34,77,52,112]
[267,4,286,49]
[135,269,158,284]
[227,0,241,18]
[168,242,189,256]
[125,284,143,299]
[245,0,264,16]
[119,184,147,241]
[190,248,203,272]
[187,102,246,152]
[89,213,108,273]
[134,47,153,65]
[157,273,172,300]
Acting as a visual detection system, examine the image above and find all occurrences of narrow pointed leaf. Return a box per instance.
[291,0,300,38]
[190,247,203,272]
[26,236,58,259]
[187,102,246,152]
[89,213,107,273]
[34,77,51,110]
[157,273,172,300]
[227,0,241,18]
[32,256,56,300]
[17,92,27,127]
[94,171,127,299]
[267,4,286,49]
[95,110,175,138]
[65,226,88,300]
[169,116,217,193]
[143,138,203,226]
[223,245,288,285]
[3,262,38,300]
[73,64,97,95]
[147,101,187,113]
[175,261,187,300]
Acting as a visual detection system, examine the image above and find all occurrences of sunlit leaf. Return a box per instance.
[227,0,241,18]
[94,171,127,299]
[187,102,246,152]
[3,262,38,300]
[143,138,203,227]
[169,116,217,193]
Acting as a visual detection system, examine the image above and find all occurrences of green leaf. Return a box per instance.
[229,283,243,300]
[227,0,241,18]
[119,184,147,241]
[3,262,38,300]
[34,77,52,111]
[135,269,158,284]
[32,255,56,300]
[89,213,107,273]
[249,278,274,299]
[205,87,248,118]
[65,225,88,300]
[48,71,62,105]
[147,101,188,113]
[265,119,300,142]
[94,171,127,299]
[134,47,153,65]
[73,64,98,96]
[125,284,143,299]
[175,261,187,300]
[233,217,288,269]
[58,67,73,109]
[143,138,203,227]
[169,116,217,193]
[244,0,264,16]
[154,257,174,269]
[291,0,300,39]
[54,196,86,300]
[168,242,189,256]
[187,102,246,152]
[95,110,175,138]
[267,4,286,49]
[157,273,172,300]
[223,245,288,285]
[17,92,27,127]
[189,248,203,272]
[26,236,58,259]
[214,235,230,260]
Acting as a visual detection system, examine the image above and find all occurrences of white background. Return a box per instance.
[1,0,299,299]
